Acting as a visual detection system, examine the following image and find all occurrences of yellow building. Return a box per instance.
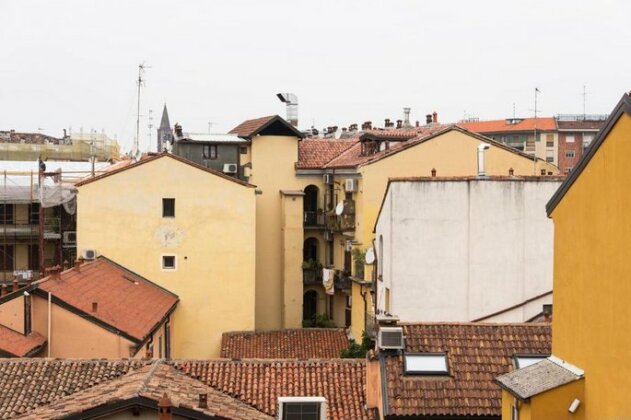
[496,92,631,419]
[75,153,257,358]
[296,124,559,340]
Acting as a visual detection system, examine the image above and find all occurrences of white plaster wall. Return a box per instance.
[375,179,561,322]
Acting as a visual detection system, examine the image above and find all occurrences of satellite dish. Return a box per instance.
[365,247,375,265]
[335,201,344,216]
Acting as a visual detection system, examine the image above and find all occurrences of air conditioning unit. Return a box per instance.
[378,327,404,350]
[345,178,358,192]
[324,231,334,242]
[323,174,333,185]
[82,249,97,260]
[63,231,77,244]
[223,163,238,174]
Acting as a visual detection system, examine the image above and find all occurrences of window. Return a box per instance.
[565,150,576,158]
[162,255,176,270]
[546,141,554,148]
[162,198,175,217]
[278,397,325,420]
[566,134,575,143]
[546,157,554,163]
[202,144,218,159]
[28,245,39,271]
[0,245,14,271]
[28,203,40,225]
[404,353,449,375]
[514,355,548,369]
[0,204,14,224]
[239,145,248,154]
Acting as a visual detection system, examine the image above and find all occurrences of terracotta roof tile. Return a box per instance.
[35,257,178,343]
[384,323,551,417]
[174,359,369,420]
[228,116,277,137]
[0,327,45,358]
[459,117,557,133]
[19,361,272,420]
[0,359,143,418]
[297,139,357,169]
[221,329,349,359]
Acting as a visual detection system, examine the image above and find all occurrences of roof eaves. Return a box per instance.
[546,92,631,216]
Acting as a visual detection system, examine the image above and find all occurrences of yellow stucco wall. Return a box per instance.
[76,156,256,358]
[501,380,585,420]
[347,129,560,332]
[281,192,305,328]
[0,294,24,333]
[550,112,631,418]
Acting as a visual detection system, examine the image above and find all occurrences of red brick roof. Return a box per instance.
[35,257,178,343]
[221,329,349,359]
[175,359,369,420]
[20,361,272,420]
[0,326,45,358]
[384,323,551,417]
[297,139,357,169]
[0,359,143,418]
[459,117,557,133]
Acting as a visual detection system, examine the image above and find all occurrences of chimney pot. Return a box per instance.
[199,393,208,409]
[158,393,173,420]
[92,302,98,313]
[415,120,420,128]
[432,111,438,123]
[426,114,433,124]
[396,120,402,129]
[12,278,18,293]
[174,123,183,138]
[431,168,436,177]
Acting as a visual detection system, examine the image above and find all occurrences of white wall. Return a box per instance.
[375,178,561,322]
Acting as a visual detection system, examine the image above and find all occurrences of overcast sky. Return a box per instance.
[1,0,630,152]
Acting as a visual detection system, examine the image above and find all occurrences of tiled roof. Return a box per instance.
[34,257,178,343]
[383,323,551,417]
[297,138,357,169]
[495,356,583,400]
[0,359,143,418]
[19,361,272,420]
[0,326,45,358]
[75,152,255,187]
[229,116,276,137]
[221,329,349,359]
[459,117,557,133]
[174,359,369,420]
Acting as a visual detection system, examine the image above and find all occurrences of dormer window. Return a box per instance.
[404,353,449,375]
[513,354,548,369]
[360,140,380,156]
[278,396,326,420]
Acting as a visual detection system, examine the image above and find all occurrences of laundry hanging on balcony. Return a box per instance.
[322,268,335,295]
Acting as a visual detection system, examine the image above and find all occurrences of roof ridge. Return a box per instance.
[135,359,165,396]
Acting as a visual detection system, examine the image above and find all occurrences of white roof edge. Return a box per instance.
[548,355,585,377]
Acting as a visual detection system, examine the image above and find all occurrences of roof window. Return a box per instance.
[404,353,449,375]
[513,355,548,369]
[278,396,326,420]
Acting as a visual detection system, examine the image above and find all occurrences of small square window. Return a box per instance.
[162,255,176,269]
[546,157,554,163]
[163,198,175,217]
[239,146,248,154]
[203,144,218,160]
[404,353,449,375]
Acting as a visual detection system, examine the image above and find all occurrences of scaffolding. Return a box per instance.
[0,138,120,162]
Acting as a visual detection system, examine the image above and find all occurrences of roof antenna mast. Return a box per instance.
[134,63,150,158]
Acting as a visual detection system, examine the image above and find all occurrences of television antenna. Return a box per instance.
[134,63,151,158]
[581,85,589,119]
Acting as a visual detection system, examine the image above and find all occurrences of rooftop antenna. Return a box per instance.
[90,129,96,177]
[147,109,154,152]
[134,63,150,158]
[533,87,541,175]
[208,121,216,135]
[513,103,516,119]
[582,85,588,119]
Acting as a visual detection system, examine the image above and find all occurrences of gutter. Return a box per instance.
[379,351,390,417]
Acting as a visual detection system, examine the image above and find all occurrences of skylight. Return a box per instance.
[514,355,548,369]
[404,353,449,375]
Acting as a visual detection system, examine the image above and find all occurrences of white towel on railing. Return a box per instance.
[322,268,335,295]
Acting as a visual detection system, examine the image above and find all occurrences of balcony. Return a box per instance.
[334,272,351,291]
[325,199,356,232]
[303,210,325,228]
[303,268,322,286]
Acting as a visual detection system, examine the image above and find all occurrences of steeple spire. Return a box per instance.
[157,104,173,152]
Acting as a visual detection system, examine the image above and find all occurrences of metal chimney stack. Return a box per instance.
[477,143,491,177]
[276,93,299,127]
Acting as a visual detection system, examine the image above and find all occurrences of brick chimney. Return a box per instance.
[396,120,402,129]
[158,393,173,420]
[432,111,438,123]
[425,114,432,125]
[384,118,390,128]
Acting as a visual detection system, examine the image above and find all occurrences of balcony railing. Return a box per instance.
[303,268,322,285]
[334,272,351,291]
[304,211,325,228]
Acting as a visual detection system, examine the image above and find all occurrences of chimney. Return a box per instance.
[366,121,372,130]
[24,292,31,335]
[432,111,438,123]
[508,168,514,176]
[384,118,391,128]
[92,302,98,313]
[74,259,82,272]
[174,123,183,138]
[12,278,18,293]
[63,128,67,138]
[276,93,298,127]
[431,168,436,177]
[425,114,432,125]
[158,393,173,420]
[198,393,208,409]
[415,120,420,128]
[403,107,411,127]
[396,120,402,129]
[477,143,491,177]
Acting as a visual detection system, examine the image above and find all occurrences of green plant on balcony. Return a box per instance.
[303,313,337,329]
[340,331,375,358]
[301,259,323,271]
[352,248,366,279]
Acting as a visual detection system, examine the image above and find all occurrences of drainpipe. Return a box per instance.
[47,291,52,357]
[23,291,31,335]
[477,143,491,177]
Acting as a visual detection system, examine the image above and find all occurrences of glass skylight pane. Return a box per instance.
[404,354,448,374]
[516,356,546,369]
